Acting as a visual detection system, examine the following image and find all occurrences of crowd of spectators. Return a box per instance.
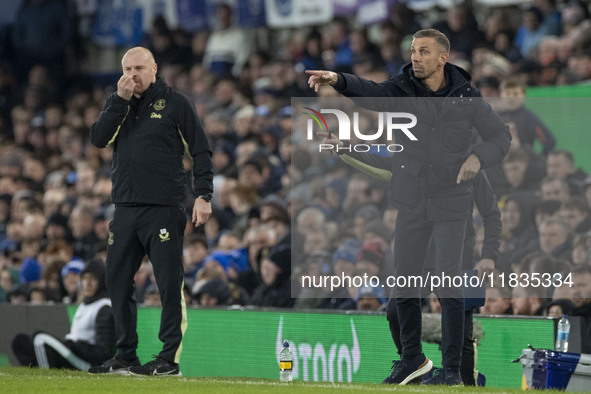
[0,0,591,332]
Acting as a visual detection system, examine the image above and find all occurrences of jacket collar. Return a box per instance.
[135,76,167,101]
[393,62,472,97]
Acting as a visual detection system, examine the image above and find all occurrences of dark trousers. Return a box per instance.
[392,210,466,369]
[386,300,477,385]
[106,205,187,364]
[12,333,76,369]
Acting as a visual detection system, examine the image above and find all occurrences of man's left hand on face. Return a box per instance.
[192,198,212,227]
[456,154,481,184]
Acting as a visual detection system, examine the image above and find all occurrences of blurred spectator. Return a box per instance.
[511,285,547,316]
[42,259,65,302]
[69,204,98,261]
[28,286,47,304]
[499,78,556,155]
[325,18,353,70]
[194,278,230,306]
[61,258,84,304]
[92,210,109,243]
[558,198,591,233]
[237,224,277,296]
[501,148,546,193]
[539,216,572,260]
[356,239,386,279]
[571,264,591,352]
[229,182,259,236]
[216,231,241,251]
[492,29,522,64]
[203,3,251,77]
[0,266,15,302]
[12,0,73,84]
[183,233,209,289]
[571,233,591,265]
[249,245,293,308]
[145,16,190,68]
[541,176,571,202]
[343,174,371,212]
[389,2,420,36]
[480,285,512,315]
[547,299,575,318]
[299,31,325,71]
[498,193,540,272]
[516,7,554,59]
[356,284,386,311]
[547,150,587,195]
[432,4,485,59]
[296,207,326,235]
[350,28,382,72]
[8,287,27,305]
[535,0,562,35]
[561,0,590,35]
[318,246,357,310]
[303,230,329,256]
[45,212,70,243]
[475,75,500,98]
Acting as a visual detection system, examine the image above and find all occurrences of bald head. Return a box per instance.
[121,47,157,97]
[122,47,155,65]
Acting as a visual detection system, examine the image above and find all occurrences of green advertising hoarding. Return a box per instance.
[68,307,555,388]
[523,98,591,171]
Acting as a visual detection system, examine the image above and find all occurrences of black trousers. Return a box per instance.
[12,333,89,370]
[106,205,187,364]
[386,300,477,385]
[392,210,466,369]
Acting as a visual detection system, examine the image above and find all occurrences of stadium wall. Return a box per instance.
[0,305,558,388]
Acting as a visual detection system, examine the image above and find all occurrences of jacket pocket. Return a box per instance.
[390,155,422,207]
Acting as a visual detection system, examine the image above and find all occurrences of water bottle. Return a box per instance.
[555,314,570,352]
[279,340,293,382]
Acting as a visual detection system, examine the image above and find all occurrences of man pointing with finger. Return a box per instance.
[307,29,510,386]
[89,47,213,376]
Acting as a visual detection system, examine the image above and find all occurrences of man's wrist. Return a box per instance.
[197,193,212,203]
[332,73,346,91]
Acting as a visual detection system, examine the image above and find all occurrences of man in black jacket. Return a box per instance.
[386,171,501,386]
[88,47,213,376]
[307,29,510,385]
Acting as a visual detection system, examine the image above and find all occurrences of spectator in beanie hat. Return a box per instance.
[317,246,358,310]
[45,212,71,243]
[356,284,387,311]
[356,240,387,278]
[61,258,85,304]
[194,278,231,306]
[249,244,293,308]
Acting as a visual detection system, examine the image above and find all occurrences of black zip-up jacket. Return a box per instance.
[90,77,212,206]
[333,63,511,220]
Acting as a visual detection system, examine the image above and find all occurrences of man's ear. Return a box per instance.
[440,52,449,66]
